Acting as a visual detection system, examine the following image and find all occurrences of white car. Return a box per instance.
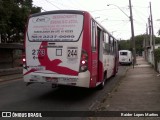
[119,50,133,65]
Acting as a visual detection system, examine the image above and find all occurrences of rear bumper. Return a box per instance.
[23,70,90,88]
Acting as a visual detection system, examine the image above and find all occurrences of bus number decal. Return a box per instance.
[67,47,78,59]
[32,49,45,56]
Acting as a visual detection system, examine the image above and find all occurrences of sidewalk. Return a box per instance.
[95,56,160,119]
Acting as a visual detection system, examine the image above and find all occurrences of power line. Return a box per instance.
[52,0,79,10]
[89,8,118,12]
[107,4,129,18]
[45,0,61,10]
[69,0,84,10]
[107,19,129,21]
[71,0,86,10]
[132,7,148,24]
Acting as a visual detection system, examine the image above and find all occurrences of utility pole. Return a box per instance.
[149,2,156,70]
[129,0,136,68]
[144,23,147,60]
[107,1,136,67]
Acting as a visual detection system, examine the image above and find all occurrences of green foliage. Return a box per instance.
[118,40,131,51]
[118,35,160,56]
[0,0,41,43]
[134,35,144,55]
[154,48,160,62]
[155,37,160,44]
[118,34,144,55]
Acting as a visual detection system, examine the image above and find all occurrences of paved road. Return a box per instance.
[0,66,129,120]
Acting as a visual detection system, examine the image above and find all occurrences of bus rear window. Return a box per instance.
[27,14,84,42]
[120,52,128,55]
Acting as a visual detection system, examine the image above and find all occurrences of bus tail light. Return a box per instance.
[23,58,26,63]
[22,54,26,64]
[23,54,27,69]
[79,50,88,72]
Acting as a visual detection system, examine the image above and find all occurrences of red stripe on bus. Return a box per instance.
[38,42,78,76]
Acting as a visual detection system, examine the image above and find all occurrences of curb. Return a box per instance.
[0,74,23,83]
[0,67,23,76]
[90,66,130,111]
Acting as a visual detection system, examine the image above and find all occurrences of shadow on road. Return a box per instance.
[38,86,97,102]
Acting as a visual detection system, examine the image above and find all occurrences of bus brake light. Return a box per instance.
[23,58,26,62]
[79,50,88,72]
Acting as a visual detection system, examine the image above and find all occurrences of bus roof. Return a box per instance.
[119,50,131,52]
[29,10,117,41]
[30,10,87,18]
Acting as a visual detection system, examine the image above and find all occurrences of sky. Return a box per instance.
[33,0,160,40]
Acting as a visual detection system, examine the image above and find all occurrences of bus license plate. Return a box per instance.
[46,77,58,83]
[31,75,41,81]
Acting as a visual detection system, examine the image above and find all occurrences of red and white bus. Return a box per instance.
[23,10,119,89]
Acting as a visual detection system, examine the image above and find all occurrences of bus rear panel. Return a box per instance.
[23,10,119,88]
[23,10,91,88]
[119,50,132,65]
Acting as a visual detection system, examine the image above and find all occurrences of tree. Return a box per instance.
[118,35,160,56]
[155,37,160,44]
[118,35,144,55]
[134,35,144,55]
[158,29,160,36]
[118,40,131,51]
[0,0,41,43]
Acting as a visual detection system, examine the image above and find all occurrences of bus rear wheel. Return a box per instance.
[97,71,107,90]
